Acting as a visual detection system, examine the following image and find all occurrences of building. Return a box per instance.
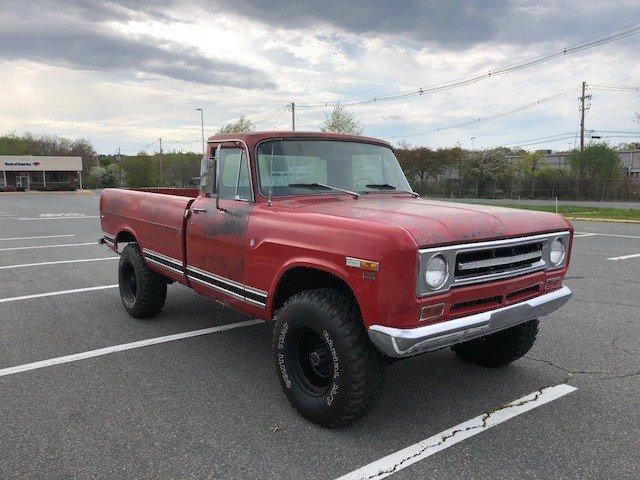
[0,156,83,191]
[541,149,640,178]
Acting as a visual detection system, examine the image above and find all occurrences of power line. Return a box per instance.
[500,132,578,147]
[296,23,640,110]
[389,87,579,139]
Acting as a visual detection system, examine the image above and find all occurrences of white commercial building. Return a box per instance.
[0,156,83,191]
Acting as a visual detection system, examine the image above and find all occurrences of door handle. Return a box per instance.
[192,208,207,214]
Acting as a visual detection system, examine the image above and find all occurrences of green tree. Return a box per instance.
[320,106,363,135]
[513,151,546,179]
[457,148,513,196]
[568,144,622,180]
[216,116,255,134]
[0,132,97,174]
[121,153,157,187]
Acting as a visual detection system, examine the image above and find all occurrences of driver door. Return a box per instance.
[186,142,258,309]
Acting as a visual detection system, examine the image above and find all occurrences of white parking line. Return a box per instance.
[575,231,640,240]
[17,216,99,221]
[0,242,97,252]
[0,319,263,377]
[0,257,118,270]
[336,384,577,480]
[0,234,76,242]
[0,285,118,304]
[607,253,640,261]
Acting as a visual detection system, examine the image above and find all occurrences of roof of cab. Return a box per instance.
[206,131,392,148]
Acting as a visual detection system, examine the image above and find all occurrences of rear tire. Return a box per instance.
[452,319,539,367]
[273,288,385,428]
[118,243,167,319]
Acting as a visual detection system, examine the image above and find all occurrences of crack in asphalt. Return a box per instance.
[362,387,549,480]
[611,339,639,357]
[524,355,640,380]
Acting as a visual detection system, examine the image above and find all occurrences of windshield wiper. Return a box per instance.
[289,183,359,198]
[365,184,419,197]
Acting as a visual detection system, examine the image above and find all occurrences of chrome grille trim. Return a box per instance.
[457,250,542,271]
[416,231,571,297]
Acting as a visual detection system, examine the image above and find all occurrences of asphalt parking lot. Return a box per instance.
[1,192,638,479]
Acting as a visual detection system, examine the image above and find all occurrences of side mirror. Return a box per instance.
[214,145,221,197]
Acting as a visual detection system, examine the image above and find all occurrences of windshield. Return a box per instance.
[257,139,412,197]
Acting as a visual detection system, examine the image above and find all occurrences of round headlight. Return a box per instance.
[425,255,448,289]
[549,238,566,266]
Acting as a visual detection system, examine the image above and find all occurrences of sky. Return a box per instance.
[0,0,638,155]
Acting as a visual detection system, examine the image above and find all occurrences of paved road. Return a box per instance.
[0,192,638,479]
[435,197,640,210]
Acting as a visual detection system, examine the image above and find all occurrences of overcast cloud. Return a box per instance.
[1,0,638,153]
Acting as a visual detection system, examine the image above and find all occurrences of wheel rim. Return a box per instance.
[120,261,138,304]
[287,328,334,397]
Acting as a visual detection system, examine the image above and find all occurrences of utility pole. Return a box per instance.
[159,137,163,187]
[196,108,205,160]
[117,146,122,186]
[579,81,592,151]
[291,102,296,131]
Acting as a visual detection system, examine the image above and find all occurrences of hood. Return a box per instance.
[287,195,571,247]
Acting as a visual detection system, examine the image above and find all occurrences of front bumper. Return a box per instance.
[368,285,572,358]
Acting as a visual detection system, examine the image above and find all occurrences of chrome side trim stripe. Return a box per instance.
[102,232,115,245]
[139,248,268,308]
[186,264,267,308]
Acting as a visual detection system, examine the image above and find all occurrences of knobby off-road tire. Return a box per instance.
[118,243,167,319]
[273,288,385,428]
[452,319,539,367]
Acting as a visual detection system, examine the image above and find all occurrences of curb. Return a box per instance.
[565,216,640,224]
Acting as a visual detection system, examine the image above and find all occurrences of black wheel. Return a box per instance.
[452,319,539,368]
[118,243,167,319]
[273,288,385,428]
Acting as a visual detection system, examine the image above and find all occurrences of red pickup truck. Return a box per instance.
[100,131,573,427]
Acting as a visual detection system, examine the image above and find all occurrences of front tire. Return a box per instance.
[273,288,385,428]
[452,319,539,367]
[118,243,167,319]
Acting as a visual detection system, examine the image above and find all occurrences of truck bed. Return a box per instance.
[100,188,196,284]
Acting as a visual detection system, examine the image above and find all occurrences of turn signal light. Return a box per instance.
[545,277,562,290]
[420,303,445,321]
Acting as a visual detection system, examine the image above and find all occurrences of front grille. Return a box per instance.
[417,231,570,296]
[455,241,544,284]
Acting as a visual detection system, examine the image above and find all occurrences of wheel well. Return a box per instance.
[115,230,136,244]
[272,267,359,316]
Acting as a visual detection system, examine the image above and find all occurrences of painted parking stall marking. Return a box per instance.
[0,234,75,242]
[0,242,97,252]
[0,257,118,270]
[0,319,263,378]
[0,284,118,304]
[607,253,640,261]
[336,384,577,480]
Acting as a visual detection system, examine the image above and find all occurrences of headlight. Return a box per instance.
[425,254,448,289]
[549,238,566,266]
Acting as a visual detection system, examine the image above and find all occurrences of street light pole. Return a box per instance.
[196,108,205,160]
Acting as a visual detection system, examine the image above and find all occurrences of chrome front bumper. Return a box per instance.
[368,286,572,358]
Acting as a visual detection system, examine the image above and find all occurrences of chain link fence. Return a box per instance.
[412,178,640,201]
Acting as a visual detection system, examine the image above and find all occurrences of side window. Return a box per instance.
[219,147,252,201]
[200,145,252,200]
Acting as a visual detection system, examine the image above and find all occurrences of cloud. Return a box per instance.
[207,0,640,49]
[0,0,274,90]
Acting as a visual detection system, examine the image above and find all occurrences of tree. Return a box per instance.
[568,144,622,180]
[320,106,363,135]
[121,153,157,187]
[457,148,513,196]
[0,132,97,174]
[513,151,546,179]
[216,116,255,134]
